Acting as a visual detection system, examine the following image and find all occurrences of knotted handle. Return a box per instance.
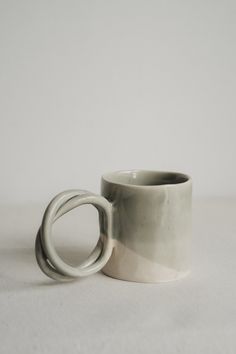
[35,190,113,281]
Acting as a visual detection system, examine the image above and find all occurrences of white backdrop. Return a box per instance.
[1,3,236,354]
[0,0,235,204]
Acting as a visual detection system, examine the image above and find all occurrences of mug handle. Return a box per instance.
[35,190,113,281]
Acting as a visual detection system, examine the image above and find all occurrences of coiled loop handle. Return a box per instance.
[35,190,113,281]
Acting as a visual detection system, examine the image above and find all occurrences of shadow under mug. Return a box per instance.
[35,170,192,283]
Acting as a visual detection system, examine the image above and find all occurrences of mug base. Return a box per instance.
[101,269,190,284]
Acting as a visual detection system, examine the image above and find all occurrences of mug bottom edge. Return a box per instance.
[101,269,190,284]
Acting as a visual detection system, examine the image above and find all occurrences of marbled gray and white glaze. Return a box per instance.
[101,170,192,283]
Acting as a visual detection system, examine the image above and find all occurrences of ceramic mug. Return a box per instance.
[35,170,192,283]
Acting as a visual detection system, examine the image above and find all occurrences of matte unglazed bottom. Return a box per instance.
[102,241,190,283]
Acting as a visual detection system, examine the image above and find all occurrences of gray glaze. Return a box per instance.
[35,170,192,283]
[101,170,192,282]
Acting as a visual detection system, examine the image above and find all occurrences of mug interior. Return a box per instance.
[102,170,189,187]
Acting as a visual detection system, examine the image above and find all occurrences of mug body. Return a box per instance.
[101,170,192,283]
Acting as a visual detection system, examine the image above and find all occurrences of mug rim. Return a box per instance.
[102,169,191,188]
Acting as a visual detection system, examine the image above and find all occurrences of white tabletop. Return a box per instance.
[0,198,235,354]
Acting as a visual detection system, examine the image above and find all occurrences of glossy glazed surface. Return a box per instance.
[101,170,192,283]
[35,190,113,281]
